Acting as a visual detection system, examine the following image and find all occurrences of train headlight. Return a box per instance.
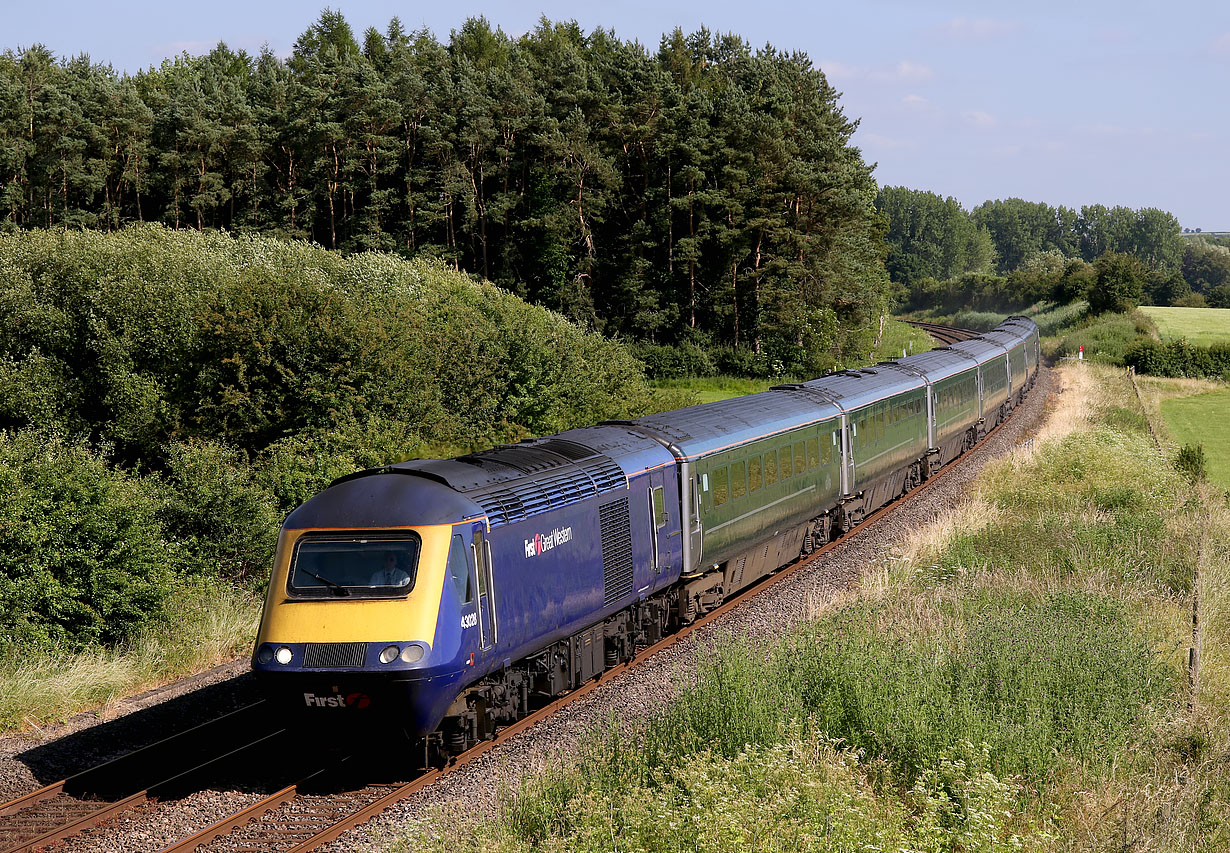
[256,645,273,664]
[275,646,293,665]
[400,644,425,663]
[379,645,400,664]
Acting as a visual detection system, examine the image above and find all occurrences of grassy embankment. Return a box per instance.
[389,361,1230,852]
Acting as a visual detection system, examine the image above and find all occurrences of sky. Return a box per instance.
[4,1,1228,230]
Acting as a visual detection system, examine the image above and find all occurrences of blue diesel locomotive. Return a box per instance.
[252,318,1040,753]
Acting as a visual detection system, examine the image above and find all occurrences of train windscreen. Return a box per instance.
[287,533,421,598]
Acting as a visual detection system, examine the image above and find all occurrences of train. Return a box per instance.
[251,317,1040,756]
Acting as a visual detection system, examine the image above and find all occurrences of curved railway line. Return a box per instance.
[905,320,981,346]
[0,322,1045,853]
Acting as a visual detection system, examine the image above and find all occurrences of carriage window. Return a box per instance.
[731,460,747,500]
[652,486,667,529]
[807,438,819,468]
[764,449,778,485]
[749,455,762,492]
[448,534,473,604]
[794,441,806,474]
[712,466,729,507]
[779,445,793,479]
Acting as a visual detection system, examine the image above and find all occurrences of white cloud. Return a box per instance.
[881,60,933,82]
[821,59,933,84]
[901,94,930,108]
[860,132,915,151]
[1209,31,1230,58]
[936,17,1023,40]
[820,59,860,81]
[962,110,997,129]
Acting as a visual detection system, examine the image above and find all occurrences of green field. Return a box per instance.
[1161,388,1230,488]
[1139,306,1230,346]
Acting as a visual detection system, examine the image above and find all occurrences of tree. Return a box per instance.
[1180,239,1230,294]
[1089,252,1145,315]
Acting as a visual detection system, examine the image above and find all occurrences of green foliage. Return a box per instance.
[631,342,718,380]
[1174,444,1208,483]
[876,186,996,285]
[438,733,1041,853]
[0,430,180,651]
[1090,252,1147,315]
[1124,338,1230,380]
[1181,239,1230,296]
[158,441,281,585]
[0,227,655,459]
[0,18,892,368]
[1053,310,1154,364]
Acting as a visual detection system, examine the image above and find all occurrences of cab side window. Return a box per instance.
[448,534,473,604]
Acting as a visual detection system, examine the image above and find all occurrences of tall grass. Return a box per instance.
[1049,309,1156,363]
[0,582,258,730]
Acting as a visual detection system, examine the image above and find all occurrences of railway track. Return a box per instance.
[0,703,281,853]
[0,322,1032,852]
[905,320,981,346]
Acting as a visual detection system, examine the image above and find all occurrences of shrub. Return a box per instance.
[1124,338,1230,379]
[158,440,281,585]
[1174,443,1208,483]
[629,342,717,379]
[0,430,181,651]
[0,226,657,462]
[1053,311,1153,364]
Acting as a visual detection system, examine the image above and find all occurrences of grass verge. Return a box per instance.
[0,582,259,732]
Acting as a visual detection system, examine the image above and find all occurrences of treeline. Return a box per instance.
[0,13,890,374]
[877,188,1230,314]
[0,227,666,651]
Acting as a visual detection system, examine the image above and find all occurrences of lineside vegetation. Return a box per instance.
[0,226,679,729]
[389,363,1230,852]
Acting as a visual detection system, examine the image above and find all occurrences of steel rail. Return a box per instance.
[904,320,981,345]
[0,701,272,853]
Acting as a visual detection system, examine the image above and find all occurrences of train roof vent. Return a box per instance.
[469,489,525,527]
[576,455,628,492]
[467,454,627,525]
[536,439,601,461]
